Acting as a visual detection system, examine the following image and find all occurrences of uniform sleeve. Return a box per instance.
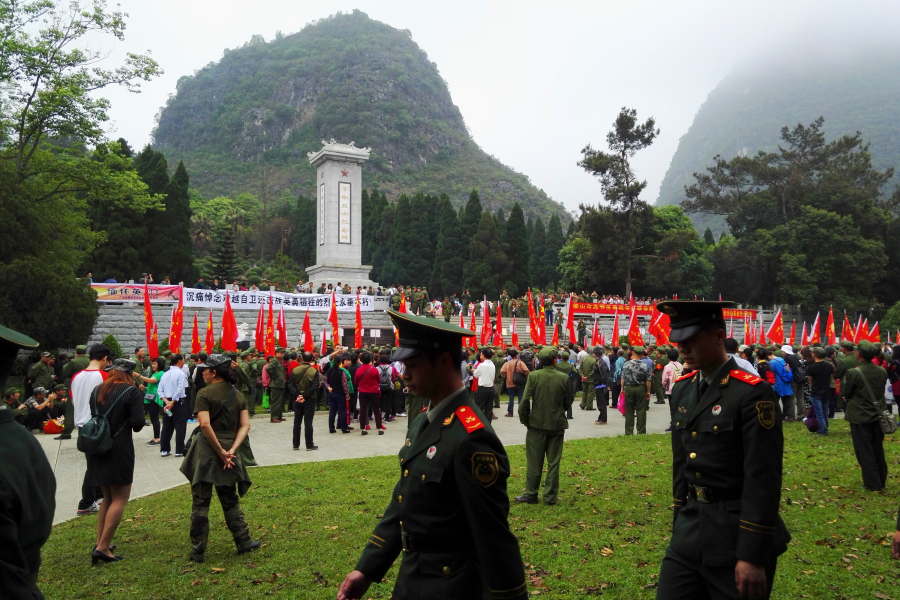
[519,373,534,424]
[736,382,784,564]
[455,433,528,600]
[670,384,687,524]
[354,480,404,581]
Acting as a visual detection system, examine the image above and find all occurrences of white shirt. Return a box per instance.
[474,360,495,388]
[728,353,759,376]
[157,365,188,401]
[71,369,106,427]
[576,350,588,368]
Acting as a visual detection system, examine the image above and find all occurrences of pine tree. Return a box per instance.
[149,161,197,283]
[370,200,395,282]
[503,202,531,293]
[529,217,547,288]
[465,211,509,299]
[430,196,464,297]
[566,219,577,240]
[495,207,506,239]
[703,226,716,246]
[406,193,434,284]
[526,217,534,240]
[212,224,237,282]
[462,189,483,233]
[382,195,413,283]
[544,214,565,288]
[133,144,169,195]
[289,195,316,268]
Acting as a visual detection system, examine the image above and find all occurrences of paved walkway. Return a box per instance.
[38,397,675,524]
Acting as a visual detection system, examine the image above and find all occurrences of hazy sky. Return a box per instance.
[95,0,896,214]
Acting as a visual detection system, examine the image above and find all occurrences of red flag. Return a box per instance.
[205,310,215,354]
[254,303,264,352]
[481,298,491,346]
[354,294,363,348]
[869,321,881,343]
[808,312,821,345]
[611,308,620,347]
[494,301,505,347]
[142,281,155,355]
[526,289,539,344]
[550,318,559,346]
[265,294,275,356]
[825,307,836,345]
[655,310,671,346]
[302,309,314,352]
[328,292,340,347]
[888,331,892,345]
[788,320,796,346]
[858,318,868,344]
[591,317,599,348]
[801,322,808,346]
[149,323,159,360]
[565,296,577,343]
[169,286,184,353]
[538,295,547,343]
[743,316,750,345]
[221,292,238,351]
[841,312,854,343]
[190,313,201,354]
[765,309,785,345]
[468,307,478,349]
[459,312,469,349]
[511,316,519,348]
[759,317,767,346]
[277,304,287,349]
[320,325,328,356]
[853,315,864,344]
[627,303,644,346]
[398,292,407,314]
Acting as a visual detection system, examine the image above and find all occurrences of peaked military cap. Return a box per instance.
[75,345,87,353]
[656,300,735,343]
[538,347,559,364]
[387,310,475,361]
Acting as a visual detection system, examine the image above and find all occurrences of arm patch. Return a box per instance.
[731,369,763,385]
[456,406,485,433]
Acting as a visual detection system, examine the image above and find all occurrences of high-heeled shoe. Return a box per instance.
[91,549,123,565]
[93,544,116,551]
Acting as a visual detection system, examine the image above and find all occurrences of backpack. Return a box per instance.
[77,386,130,456]
[792,358,807,384]
[378,365,393,393]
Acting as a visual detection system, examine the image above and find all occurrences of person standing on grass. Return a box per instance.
[841,339,889,491]
[515,347,572,506]
[621,346,652,435]
[87,359,145,565]
[806,347,834,437]
[656,300,789,600]
[661,348,683,431]
[337,311,527,600]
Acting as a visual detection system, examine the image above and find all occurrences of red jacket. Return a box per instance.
[354,363,382,394]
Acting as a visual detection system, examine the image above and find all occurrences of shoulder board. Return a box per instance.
[419,406,428,413]
[731,369,763,385]
[674,372,696,383]
[455,406,485,434]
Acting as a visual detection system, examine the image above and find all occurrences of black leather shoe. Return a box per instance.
[341,429,351,434]
[237,540,261,555]
[91,550,123,565]
[190,553,204,563]
[514,495,539,504]
[307,445,319,451]
[54,435,71,440]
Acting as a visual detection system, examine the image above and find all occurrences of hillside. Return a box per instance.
[656,48,900,232]
[152,10,569,222]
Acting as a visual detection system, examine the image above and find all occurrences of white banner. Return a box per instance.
[182,289,374,312]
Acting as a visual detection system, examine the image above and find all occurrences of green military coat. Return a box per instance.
[30,362,53,390]
[519,366,571,430]
[357,388,527,600]
[235,361,252,394]
[62,355,89,385]
[554,361,575,406]
[669,358,790,567]
[578,354,596,382]
[266,358,285,389]
[842,361,887,424]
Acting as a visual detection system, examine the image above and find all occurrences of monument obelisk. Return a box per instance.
[305,139,378,290]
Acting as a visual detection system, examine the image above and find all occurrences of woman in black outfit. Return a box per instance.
[88,359,145,564]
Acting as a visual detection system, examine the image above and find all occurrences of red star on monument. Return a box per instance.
[340,169,349,177]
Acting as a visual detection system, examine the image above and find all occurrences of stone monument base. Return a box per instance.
[306,263,379,291]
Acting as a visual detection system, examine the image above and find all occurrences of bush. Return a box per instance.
[158,336,169,354]
[883,300,900,338]
[101,334,123,359]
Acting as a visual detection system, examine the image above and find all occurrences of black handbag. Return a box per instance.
[512,359,527,387]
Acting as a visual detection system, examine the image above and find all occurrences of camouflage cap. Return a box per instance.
[33,387,49,395]
[110,358,136,373]
[203,354,233,371]
[240,350,251,358]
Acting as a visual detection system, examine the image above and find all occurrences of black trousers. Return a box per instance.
[610,382,621,407]
[850,421,888,490]
[292,398,316,449]
[77,442,103,510]
[160,400,189,454]
[657,548,777,600]
[475,386,494,418]
[146,401,161,438]
[596,387,609,422]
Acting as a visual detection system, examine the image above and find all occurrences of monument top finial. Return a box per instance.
[308,139,371,166]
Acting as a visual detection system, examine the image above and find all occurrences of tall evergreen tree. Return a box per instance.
[462,189,483,234]
[382,195,413,283]
[211,224,237,282]
[289,195,316,268]
[149,161,197,283]
[529,217,547,288]
[370,200,395,282]
[703,226,716,246]
[406,193,434,284]
[361,188,388,265]
[495,207,506,240]
[430,196,464,297]
[526,217,534,240]
[544,214,565,288]
[566,219,577,240]
[503,202,531,293]
[465,211,509,299]
[133,144,169,195]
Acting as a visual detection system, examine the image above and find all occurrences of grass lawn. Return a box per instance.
[41,419,900,599]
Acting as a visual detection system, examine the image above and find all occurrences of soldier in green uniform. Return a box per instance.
[420,286,430,313]
[443,297,452,323]
[461,289,471,317]
[652,345,669,405]
[576,318,586,347]
[842,340,889,491]
[578,348,597,410]
[834,340,858,412]
[656,300,789,600]
[338,311,528,600]
[500,291,510,318]
[254,351,267,410]
[266,347,287,422]
[621,346,652,435]
[0,323,55,598]
[234,351,252,405]
[554,349,576,419]
[30,352,54,392]
[238,351,256,415]
[515,347,572,506]
[391,289,401,311]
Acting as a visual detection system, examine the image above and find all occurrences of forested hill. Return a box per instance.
[656,49,900,230]
[152,10,569,222]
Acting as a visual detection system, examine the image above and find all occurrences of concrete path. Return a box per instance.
[37,397,675,525]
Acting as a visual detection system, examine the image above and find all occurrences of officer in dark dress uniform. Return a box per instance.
[338,311,528,600]
[0,323,55,599]
[656,301,790,600]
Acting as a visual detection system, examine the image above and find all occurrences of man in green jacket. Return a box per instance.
[834,340,858,412]
[266,347,287,423]
[652,345,669,405]
[515,347,572,506]
[238,351,256,416]
[578,349,597,410]
[555,349,576,419]
[842,340,889,491]
[30,352,54,391]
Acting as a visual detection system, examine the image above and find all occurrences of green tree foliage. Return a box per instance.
[502,203,531,294]
[430,196,464,297]
[543,214,565,287]
[133,145,169,195]
[211,224,237,282]
[883,301,900,337]
[558,237,592,292]
[682,118,894,310]
[703,227,716,246]
[0,0,160,346]
[462,189,483,234]
[465,211,510,298]
[149,161,198,284]
[578,107,659,297]
[529,218,547,288]
[101,334,123,359]
[381,195,413,283]
[289,195,316,269]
